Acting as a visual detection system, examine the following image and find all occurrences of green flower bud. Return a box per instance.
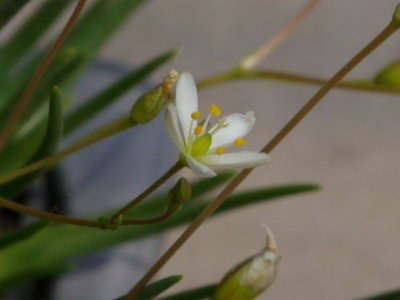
[212,226,280,300]
[166,178,192,213]
[374,60,400,87]
[191,133,212,157]
[130,69,179,124]
[97,215,123,230]
[392,3,400,27]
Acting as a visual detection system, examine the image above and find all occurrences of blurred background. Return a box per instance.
[3,1,400,299]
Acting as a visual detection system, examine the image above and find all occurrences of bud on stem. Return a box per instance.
[130,69,179,124]
[212,226,280,300]
[166,178,192,213]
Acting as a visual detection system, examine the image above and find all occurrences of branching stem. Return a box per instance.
[123,20,400,300]
[111,161,183,221]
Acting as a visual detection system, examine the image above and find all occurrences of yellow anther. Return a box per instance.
[191,111,201,120]
[194,125,203,135]
[210,104,221,116]
[234,138,247,146]
[216,146,225,155]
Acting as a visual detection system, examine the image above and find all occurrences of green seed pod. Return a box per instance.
[374,60,400,87]
[166,178,192,213]
[212,226,280,300]
[130,69,179,124]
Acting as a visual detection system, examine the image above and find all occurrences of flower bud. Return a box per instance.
[392,3,400,27]
[374,60,400,87]
[165,178,192,212]
[130,69,179,124]
[212,226,280,300]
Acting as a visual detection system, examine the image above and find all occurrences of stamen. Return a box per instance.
[191,111,201,120]
[202,114,212,134]
[210,104,221,116]
[216,146,225,155]
[210,118,227,135]
[194,125,203,135]
[234,138,247,146]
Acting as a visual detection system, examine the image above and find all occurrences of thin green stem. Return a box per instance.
[197,68,400,94]
[0,195,173,229]
[123,20,400,300]
[122,210,173,225]
[0,0,88,153]
[111,161,183,221]
[0,116,135,185]
[0,196,99,227]
[240,0,321,69]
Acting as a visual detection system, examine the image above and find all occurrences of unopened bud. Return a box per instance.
[130,70,179,124]
[212,226,280,300]
[166,178,192,212]
[97,215,123,230]
[392,3,400,27]
[374,60,400,87]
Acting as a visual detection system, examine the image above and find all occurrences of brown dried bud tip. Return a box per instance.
[162,69,179,94]
[212,225,280,300]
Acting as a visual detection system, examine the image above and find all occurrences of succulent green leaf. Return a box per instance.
[0,0,30,30]
[0,50,87,175]
[0,0,71,78]
[0,183,319,289]
[359,289,400,300]
[0,221,48,250]
[0,87,63,198]
[155,284,217,300]
[64,49,176,135]
[63,0,148,52]
[115,275,183,300]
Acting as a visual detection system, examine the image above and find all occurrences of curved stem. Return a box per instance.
[0,196,99,227]
[122,210,173,225]
[197,68,400,95]
[111,161,183,221]
[0,116,135,185]
[240,0,321,69]
[123,21,400,300]
[0,0,88,153]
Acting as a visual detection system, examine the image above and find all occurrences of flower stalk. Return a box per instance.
[123,11,400,299]
[0,116,135,185]
[110,161,183,221]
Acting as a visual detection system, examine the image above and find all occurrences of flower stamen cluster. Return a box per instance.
[165,72,271,177]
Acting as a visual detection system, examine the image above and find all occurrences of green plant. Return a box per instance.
[0,1,399,299]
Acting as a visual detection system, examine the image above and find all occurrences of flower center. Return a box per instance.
[188,104,224,156]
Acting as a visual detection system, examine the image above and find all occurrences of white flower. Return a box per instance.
[165,72,271,177]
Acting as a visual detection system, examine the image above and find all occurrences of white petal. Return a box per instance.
[185,154,216,177]
[175,72,198,142]
[165,104,185,151]
[210,111,256,150]
[201,151,271,169]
